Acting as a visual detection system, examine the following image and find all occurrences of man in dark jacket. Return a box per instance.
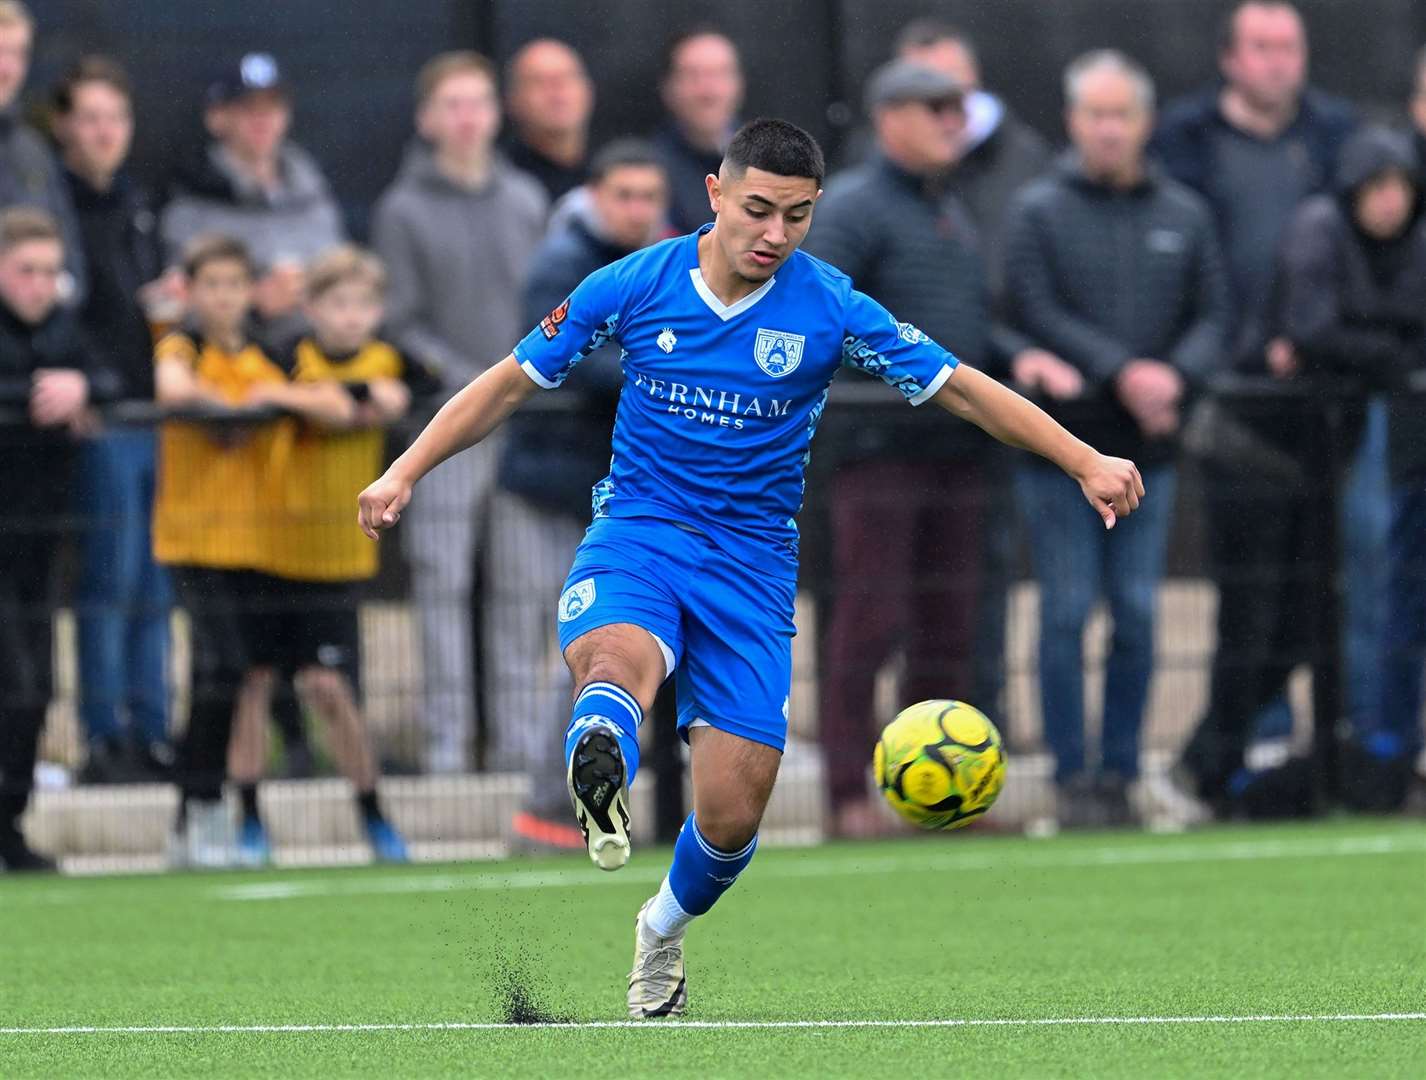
[501,38,594,204]
[0,208,110,871]
[494,140,667,843]
[1153,1,1374,797]
[0,1,84,298]
[1185,127,1425,811]
[1004,51,1229,829]
[52,57,176,783]
[804,60,995,837]
[652,28,742,235]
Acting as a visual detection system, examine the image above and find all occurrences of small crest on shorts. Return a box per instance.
[754,328,805,378]
[657,327,677,353]
[558,577,597,623]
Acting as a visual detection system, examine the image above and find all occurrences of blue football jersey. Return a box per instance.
[513,223,960,565]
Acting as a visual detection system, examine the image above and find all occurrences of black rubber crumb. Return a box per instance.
[493,954,574,1025]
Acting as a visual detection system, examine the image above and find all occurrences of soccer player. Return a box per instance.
[358,118,1143,1018]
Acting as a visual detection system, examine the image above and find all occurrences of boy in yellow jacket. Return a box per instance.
[234,245,437,864]
[153,234,353,866]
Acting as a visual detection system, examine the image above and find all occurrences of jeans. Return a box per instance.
[1014,462,1178,781]
[1380,481,1426,757]
[75,429,172,746]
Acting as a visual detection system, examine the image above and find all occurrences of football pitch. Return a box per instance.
[4,819,1423,1078]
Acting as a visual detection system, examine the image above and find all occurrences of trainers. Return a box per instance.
[237,816,272,868]
[0,830,57,873]
[172,799,239,869]
[1129,770,1213,832]
[566,724,631,871]
[628,899,687,1019]
[363,817,410,863]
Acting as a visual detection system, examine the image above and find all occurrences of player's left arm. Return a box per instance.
[933,363,1143,529]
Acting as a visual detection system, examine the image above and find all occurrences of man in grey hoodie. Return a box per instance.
[160,53,346,337]
[372,51,547,774]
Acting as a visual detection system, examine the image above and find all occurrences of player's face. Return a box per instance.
[188,258,254,334]
[708,166,820,282]
[419,71,501,156]
[1221,4,1306,112]
[592,164,668,250]
[0,22,30,109]
[58,80,133,180]
[0,239,62,325]
[1067,69,1152,181]
[306,280,384,354]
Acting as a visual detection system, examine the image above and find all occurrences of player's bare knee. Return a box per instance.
[693,804,762,852]
[564,626,662,706]
[296,666,348,712]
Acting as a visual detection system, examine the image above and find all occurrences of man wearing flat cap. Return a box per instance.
[161,52,346,337]
[804,59,998,837]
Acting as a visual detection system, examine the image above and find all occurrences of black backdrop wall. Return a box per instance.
[27,1,1426,239]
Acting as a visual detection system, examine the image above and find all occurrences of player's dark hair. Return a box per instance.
[661,24,738,80]
[722,118,825,184]
[182,233,256,280]
[588,138,665,183]
[893,17,976,65]
[1218,0,1302,53]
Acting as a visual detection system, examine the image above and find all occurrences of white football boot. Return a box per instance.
[627,899,687,1019]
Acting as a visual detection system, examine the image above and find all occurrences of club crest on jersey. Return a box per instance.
[657,327,677,353]
[754,328,805,378]
[558,577,596,623]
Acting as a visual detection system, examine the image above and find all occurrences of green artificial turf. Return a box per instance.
[3,818,1424,1078]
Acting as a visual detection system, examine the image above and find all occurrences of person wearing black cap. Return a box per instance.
[804,59,995,838]
[160,52,345,338]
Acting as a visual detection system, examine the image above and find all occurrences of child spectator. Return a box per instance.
[230,244,437,864]
[152,234,352,867]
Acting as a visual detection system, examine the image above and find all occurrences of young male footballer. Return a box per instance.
[358,118,1143,1018]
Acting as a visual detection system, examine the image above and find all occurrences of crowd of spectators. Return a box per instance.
[2,0,1425,871]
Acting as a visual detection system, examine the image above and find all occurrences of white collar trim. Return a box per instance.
[688,267,777,322]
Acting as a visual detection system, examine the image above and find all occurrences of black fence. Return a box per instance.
[3,371,1420,873]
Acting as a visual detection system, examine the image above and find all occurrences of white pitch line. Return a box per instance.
[3,1014,1424,1036]
[209,831,1426,902]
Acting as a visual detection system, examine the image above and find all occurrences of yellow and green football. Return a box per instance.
[873,700,1007,830]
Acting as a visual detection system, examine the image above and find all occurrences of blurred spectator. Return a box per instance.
[161,52,345,337]
[805,60,992,838]
[152,234,352,867]
[1411,46,1426,171]
[500,139,668,847]
[1186,127,1425,812]
[0,208,101,871]
[891,18,1054,719]
[1005,51,1228,828]
[372,51,546,773]
[0,1,84,298]
[1152,1,1368,802]
[51,56,176,783]
[229,246,433,864]
[502,38,594,202]
[653,27,743,234]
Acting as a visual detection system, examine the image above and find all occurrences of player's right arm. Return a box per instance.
[357,356,538,538]
[358,261,623,540]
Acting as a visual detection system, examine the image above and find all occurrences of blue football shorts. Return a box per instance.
[555,515,797,752]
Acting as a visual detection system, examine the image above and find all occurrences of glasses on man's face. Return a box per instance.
[923,97,964,117]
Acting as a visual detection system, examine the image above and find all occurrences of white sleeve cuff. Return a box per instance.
[908,363,954,406]
[519,358,560,390]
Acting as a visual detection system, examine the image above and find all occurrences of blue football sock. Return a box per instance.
[646,813,758,936]
[564,681,642,785]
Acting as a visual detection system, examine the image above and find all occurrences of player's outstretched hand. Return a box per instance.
[1076,453,1144,530]
[358,472,413,540]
